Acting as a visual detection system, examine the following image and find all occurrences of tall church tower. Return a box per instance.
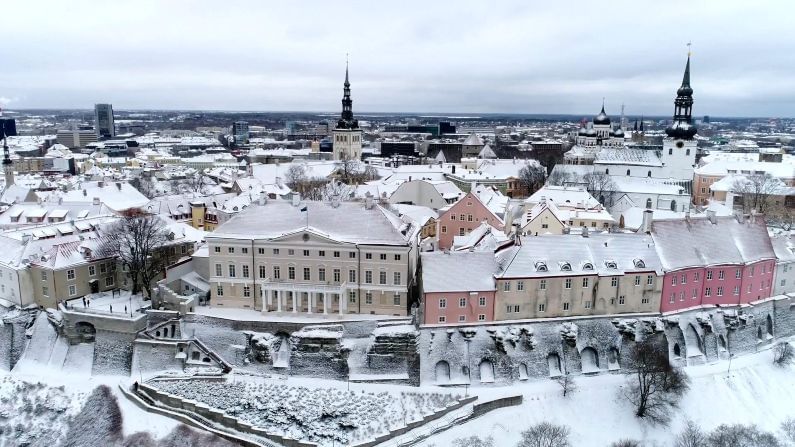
[660,53,697,181]
[332,61,362,161]
[2,128,12,187]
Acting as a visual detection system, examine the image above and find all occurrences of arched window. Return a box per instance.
[670,200,677,211]
[646,198,652,209]
[647,170,652,177]
[626,169,631,176]
[605,169,609,175]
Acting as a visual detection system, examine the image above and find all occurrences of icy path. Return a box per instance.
[419,342,795,446]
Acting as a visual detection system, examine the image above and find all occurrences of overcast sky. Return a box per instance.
[1,0,792,117]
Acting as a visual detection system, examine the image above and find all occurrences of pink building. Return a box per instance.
[653,214,776,313]
[420,251,497,325]
[437,191,504,250]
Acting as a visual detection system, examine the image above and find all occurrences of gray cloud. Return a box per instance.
[0,0,793,116]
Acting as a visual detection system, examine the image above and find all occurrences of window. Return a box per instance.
[439,298,447,308]
[319,250,325,257]
[380,253,387,261]
[681,273,687,284]
[41,271,47,281]
[243,286,251,297]
[705,287,712,297]
[214,246,221,253]
[273,266,281,279]
[216,285,223,296]
[718,270,725,280]
[441,226,447,233]
[69,284,76,296]
[242,265,249,278]
[100,262,108,274]
[582,278,589,288]
[564,278,572,289]
[459,214,465,221]
[379,271,387,285]
[393,272,401,285]
[215,264,222,276]
[365,271,373,284]
[479,296,486,306]
[619,295,625,305]
[735,269,741,279]
[181,245,187,254]
[349,270,356,283]
[539,279,546,290]
[478,314,486,321]
[611,277,618,287]
[584,300,592,309]
[287,249,294,256]
[259,266,267,278]
[538,303,546,312]
[782,280,787,287]
[241,247,248,254]
[669,293,675,303]
[706,271,713,280]
[228,265,236,277]
[394,294,401,306]
[303,267,310,281]
[89,265,96,276]
[694,272,700,281]
[333,251,340,258]
[394,254,401,261]
[517,281,525,291]
[258,248,265,255]
[750,266,755,276]
[541,224,549,229]
[563,302,570,311]
[334,269,341,283]
[42,286,49,296]
[105,276,114,287]
[680,292,685,301]
[459,228,466,236]
[365,253,372,260]
[67,269,75,280]
[228,247,235,254]
[365,292,373,305]
[717,286,724,296]
[459,315,466,322]
[349,252,356,259]
[450,214,456,221]
[734,285,740,295]
[438,316,446,323]
[303,249,310,256]
[635,276,641,286]
[459,297,466,307]
[503,281,511,291]
[349,291,356,303]
[692,289,698,299]
[671,276,677,286]
[273,249,280,255]
[467,215,473,222]
[288,266,295,280]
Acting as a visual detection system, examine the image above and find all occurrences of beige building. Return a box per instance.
[494,233,662,320]
[206,199,420,316]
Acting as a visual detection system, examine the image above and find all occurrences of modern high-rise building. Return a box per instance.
[94,103,115,139]
[232,121,249,145]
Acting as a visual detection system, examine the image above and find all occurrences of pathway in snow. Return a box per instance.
[419,342,795,447]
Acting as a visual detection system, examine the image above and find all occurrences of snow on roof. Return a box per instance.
[478,144,497,159]
[527,185,600,209]
[462,133,484,146]
[695,159,795,179]
[496,233,660,278]
[210,201,413,246]
[421,251,497,293]
[651,216,775,271]
[391,204,437,226]
[452,222,509,252]
[609,177,687,195]
[49,181,149,212]
[595,149,663,167]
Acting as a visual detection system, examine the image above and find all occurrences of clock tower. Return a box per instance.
[332,61,362,161]
[661,52,697,182]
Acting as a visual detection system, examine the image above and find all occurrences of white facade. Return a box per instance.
[660,137,697,181]
[332,128,363,161]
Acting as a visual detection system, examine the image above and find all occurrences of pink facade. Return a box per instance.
[422,291,496,325]
[437,192,503,250]
[660,259,776,313]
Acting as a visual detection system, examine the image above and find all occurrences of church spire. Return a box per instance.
[2,129,13,187]
[337,57,358,130]
[665,49,697,140]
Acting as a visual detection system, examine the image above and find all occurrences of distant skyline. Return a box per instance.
[1,0,793,117]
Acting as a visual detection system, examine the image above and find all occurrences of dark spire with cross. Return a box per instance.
[666,43,697,140]
[337,54,359,130]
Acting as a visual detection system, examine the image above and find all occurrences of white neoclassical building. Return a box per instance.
[205,198,420,316]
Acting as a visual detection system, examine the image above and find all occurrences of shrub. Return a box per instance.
[674,419,707,447]
[773,342,794,367]
[516,422,571,447]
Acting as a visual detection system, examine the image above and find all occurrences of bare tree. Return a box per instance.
[583,171,617,208]
[766,201,795,231]
[334,155,380,185]
[98,210,174,298]
[622,338,690,425]
[546,169,574,187]
[773,342,794,367]
[129,177,158,199]
[706,423,782,447]
[284,164,308,190]
[781,417,795,445]
[178,172,212,195]
[517,163,547,196]
[554,372,577,397]
[675,419,707,447]
[732,173,783,214]
[609,440,641,447]
[453,435,494,447]
[517,422,571,447]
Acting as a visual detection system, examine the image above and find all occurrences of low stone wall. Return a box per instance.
[93,329,136,375]
[471,395,523,417]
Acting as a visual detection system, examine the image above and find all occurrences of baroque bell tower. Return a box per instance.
[332,58,362,161]
[661,47,698,182]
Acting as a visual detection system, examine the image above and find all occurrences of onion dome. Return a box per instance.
[613,128,625,138]
[578,127,587,136]
[585,128,597,137]
[594,105,611,125]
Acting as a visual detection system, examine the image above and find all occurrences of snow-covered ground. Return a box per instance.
[65,290,148,316]
[194,305,409,322]
[420,342,795,446]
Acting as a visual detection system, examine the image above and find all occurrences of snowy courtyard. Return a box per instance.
[64,290,149,317]
[148,377,463,446]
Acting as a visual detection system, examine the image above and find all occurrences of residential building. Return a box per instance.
[772,236,795,296]
[493,233,662,320]
[437,191,504,250]
[388,180,463,210]
[206,199,419,316]
[651,213,776,313]
[421,251,497,325]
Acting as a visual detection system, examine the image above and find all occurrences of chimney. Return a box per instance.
[706,209,717,225]
[98,180,104,188]
[92,197,100,205]
[451,165,456,174]
[291,194,300,207]
[641,209,654,234]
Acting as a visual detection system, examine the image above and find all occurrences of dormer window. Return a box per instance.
[582,262,594,271]
[633,259,646,269]
[535,261,548,272]
[560,262,572,271]
[605,260,618,269]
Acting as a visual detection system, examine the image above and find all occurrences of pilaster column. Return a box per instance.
[323,292,329,314]
[292,290,298,313]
